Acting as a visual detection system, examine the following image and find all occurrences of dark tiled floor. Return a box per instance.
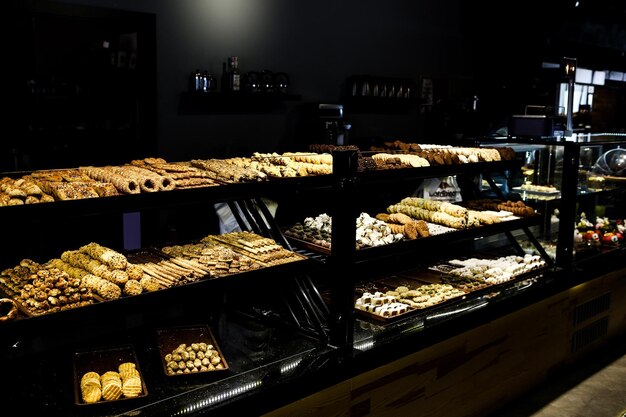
[487,337,626,417]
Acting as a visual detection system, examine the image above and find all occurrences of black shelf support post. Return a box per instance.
[328,149,359,353]
[556,143,580,268]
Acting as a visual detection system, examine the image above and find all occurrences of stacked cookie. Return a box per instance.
[80,362,142,404]
[118,362,143,398]
[80,371,103,403]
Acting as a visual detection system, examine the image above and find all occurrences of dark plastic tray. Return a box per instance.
[73,344,148,405]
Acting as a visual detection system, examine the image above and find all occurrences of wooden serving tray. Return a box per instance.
[156,324,229,377]
[73,344,148,406]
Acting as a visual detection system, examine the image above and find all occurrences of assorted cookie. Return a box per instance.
[80,362,143,404]
[163,342,225,375]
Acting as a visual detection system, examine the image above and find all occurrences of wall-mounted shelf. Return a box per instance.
[178,91,302,114]
[342,96,418,114]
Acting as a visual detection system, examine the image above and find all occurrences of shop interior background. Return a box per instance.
[5,0,626,172]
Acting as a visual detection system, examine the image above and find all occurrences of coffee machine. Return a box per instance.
[318,103,351,145]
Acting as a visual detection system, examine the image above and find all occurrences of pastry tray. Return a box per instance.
[0,283,104,319]
[156,324,229,377]
[353,259,546,324]
[73,344,148,405]
[354,274,471,323]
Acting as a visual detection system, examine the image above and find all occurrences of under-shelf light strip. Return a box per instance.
[571,133,626,142]
[354,339,375,351]
[174,380,262,416]
[427,301,489,320]
[280,358,302,374]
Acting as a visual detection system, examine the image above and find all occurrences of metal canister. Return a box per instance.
[191,69,203,92]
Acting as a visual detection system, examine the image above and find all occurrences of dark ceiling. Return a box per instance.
[463,0,626,72]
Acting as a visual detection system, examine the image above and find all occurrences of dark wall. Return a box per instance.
[51,0,479,160]
[23,0,626,164]
[154,0,480,159]
[6,0,159,171]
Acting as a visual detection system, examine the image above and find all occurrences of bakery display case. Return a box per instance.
[0,160,339,416]
[298,147,555,358]
[0,140,624,416]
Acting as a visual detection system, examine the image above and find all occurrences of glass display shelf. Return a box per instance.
[4,312,335,417]
[351,263,550,357]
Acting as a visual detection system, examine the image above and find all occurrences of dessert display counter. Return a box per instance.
[1,139,624,416]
